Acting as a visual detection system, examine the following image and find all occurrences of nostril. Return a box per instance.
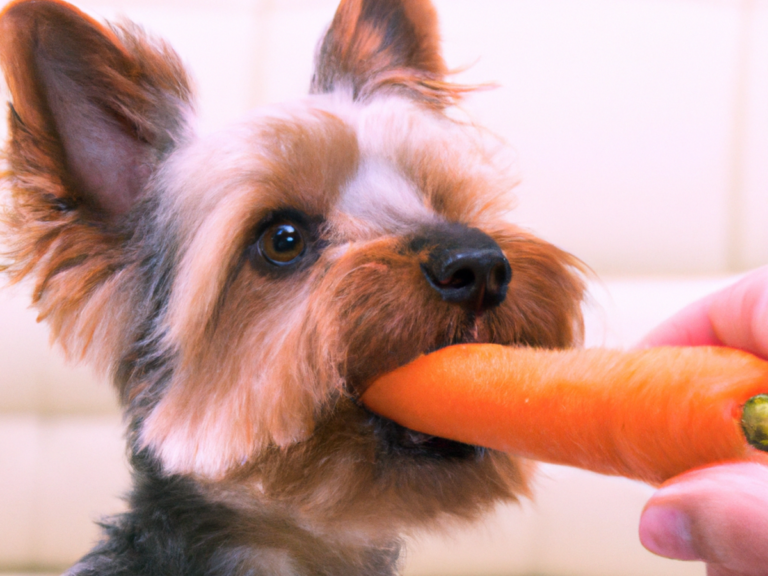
[437,268,475,290]
[488,261,511,293]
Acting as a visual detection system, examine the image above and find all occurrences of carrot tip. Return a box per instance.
[742,394,768,452]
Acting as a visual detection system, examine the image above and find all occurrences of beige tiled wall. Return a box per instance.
[1,0,765,574]
[441,0,744,275]
[737,0,768,268]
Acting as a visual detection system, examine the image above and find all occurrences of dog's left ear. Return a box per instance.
[311,0,451,105]
[0,0,193,366]
[0,0,192,220]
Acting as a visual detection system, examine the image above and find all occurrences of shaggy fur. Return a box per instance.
[0,0,586,574]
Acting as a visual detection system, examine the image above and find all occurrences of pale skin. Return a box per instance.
[637,266,768,576]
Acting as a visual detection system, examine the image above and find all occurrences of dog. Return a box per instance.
[0,0,586,574]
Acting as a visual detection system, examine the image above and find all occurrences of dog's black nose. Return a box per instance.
[418,225,512,313]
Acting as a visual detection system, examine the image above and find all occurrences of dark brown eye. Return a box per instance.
[258,222,305,265]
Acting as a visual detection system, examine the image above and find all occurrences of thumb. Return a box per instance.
[639,463,768,575]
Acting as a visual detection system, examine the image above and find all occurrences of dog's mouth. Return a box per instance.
[348,312,486,395]
[361,323,491,461]
[369,411,481,460]
[426,316,484,355]
[342,303,520,461]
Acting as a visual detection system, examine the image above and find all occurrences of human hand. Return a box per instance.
[637,267,768,576]
[639,463,768,576]
[638,267,768,357]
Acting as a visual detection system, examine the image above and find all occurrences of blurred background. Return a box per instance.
[2,0,766,574]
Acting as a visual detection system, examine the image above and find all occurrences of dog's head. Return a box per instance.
[1,0,584,535]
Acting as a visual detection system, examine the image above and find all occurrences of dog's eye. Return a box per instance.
[258,222,306,265]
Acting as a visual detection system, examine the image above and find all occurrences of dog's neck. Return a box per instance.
[65,450,403,576]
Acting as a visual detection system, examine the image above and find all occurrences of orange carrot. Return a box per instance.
[361,344,768,485]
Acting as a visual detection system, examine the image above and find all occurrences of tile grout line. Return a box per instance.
[726,0,757,272]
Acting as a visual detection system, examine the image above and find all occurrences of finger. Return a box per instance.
[639,463,768,575]
[637,293,720,348]
[707,566,744,576]
[637,266,768,360]
[708,267,768,360]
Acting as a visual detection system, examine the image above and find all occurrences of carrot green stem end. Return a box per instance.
[742,394,768,452]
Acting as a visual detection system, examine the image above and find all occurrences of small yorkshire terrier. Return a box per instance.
[1,0,585,574]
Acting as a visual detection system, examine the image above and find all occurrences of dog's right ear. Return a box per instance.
[0,0,192,220]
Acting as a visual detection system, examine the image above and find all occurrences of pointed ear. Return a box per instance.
[311,0,452,104]
[0,0,192,220]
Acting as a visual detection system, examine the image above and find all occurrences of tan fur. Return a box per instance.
[213,400,534,541]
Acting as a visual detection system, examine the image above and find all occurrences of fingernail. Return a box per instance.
[639,506,700,561]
